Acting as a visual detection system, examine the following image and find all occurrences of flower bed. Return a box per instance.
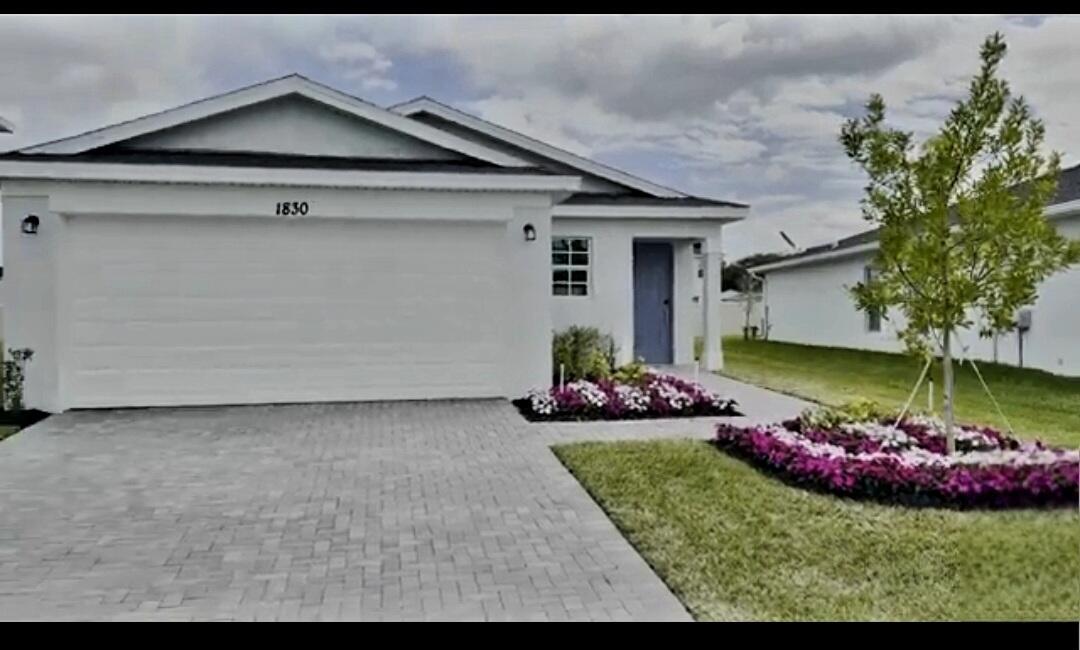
[713,413,1079,509]
[514,373,741,422]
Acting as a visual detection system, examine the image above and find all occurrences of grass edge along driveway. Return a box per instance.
[721,338,1080,447]
[554,439,1080,622]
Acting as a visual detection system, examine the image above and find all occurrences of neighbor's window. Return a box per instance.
[552,237,591,296]
[864,266,882,332]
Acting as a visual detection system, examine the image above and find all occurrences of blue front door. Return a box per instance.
[633,241,674,364]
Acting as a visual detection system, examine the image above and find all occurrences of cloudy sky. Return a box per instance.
[1,14,1077,259]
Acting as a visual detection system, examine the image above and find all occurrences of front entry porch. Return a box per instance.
[550,217,728,373]
[629,235,724,370]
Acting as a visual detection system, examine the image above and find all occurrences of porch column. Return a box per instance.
[701,235,724,371]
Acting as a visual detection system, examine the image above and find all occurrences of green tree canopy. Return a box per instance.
[839,32,1080,452]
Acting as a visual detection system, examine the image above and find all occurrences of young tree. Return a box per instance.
[840,33,1080,454]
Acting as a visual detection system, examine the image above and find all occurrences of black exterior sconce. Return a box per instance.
[523,223,537,242]
[21,215,39,235]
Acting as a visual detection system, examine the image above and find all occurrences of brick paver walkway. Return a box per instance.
[0,375,808,621]
[0,400,705,621]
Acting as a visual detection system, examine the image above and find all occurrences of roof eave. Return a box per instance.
[552,202,748,221]
[750,242,879,274]
[0,159,583,193]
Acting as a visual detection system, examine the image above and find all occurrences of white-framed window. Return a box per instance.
[552,236,591,296]
[864,265,882,332]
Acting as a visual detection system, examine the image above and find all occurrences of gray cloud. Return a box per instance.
[1,14,1076,263]
[594,17,953,120]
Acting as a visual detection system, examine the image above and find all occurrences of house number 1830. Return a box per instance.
[275,201,309,216]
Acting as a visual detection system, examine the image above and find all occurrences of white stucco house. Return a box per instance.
[751,164,1080,377]
[0,74,747,412]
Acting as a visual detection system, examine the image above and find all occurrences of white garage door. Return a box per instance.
[65,214,507,408]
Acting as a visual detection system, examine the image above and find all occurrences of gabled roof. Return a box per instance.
[18,75,532,168]
[0,116,13,134]
[391,96,688,198]
[752,163,1080,274]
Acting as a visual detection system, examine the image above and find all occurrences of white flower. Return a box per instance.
[615,385,649,412]
[906,414,999,448]
[650,380,692,410]
[756,420,1080,469]
[528,388,555,415]
[567,380,608,409]
[840,422,914,449]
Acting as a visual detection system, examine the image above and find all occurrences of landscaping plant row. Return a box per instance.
[713,409,1079,509]
[515,373,741,422]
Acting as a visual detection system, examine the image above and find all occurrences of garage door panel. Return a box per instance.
[72,287,500,325]
[71,342,503,371]
[65,215,508,407]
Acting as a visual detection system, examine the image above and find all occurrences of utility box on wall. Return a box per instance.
[1016,308,1033,332]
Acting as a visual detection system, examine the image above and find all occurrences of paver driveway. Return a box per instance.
[0,400,704,621]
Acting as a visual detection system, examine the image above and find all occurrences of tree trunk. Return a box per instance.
[942,328,956,455]
[744,293,752,340]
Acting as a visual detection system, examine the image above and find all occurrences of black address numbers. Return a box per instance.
[275,201,310,216]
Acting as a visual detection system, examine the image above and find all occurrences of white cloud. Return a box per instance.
[318,41,397,91]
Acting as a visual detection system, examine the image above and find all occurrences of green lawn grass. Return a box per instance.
[721,337,1080,447]
[0,425,18,442]
[555,439,1080,621]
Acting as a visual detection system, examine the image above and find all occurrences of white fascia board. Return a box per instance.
[0,160,582,193]
[552,202,747,221]
[1047,199,1080,220]
[20,76,532,168]
[392,97,688,198]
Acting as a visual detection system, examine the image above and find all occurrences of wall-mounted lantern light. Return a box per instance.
[523,223,537,242]
[21,215,39,235]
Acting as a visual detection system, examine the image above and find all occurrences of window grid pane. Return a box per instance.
[552,237,590,296]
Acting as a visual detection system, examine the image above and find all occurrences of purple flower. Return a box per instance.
[713,418,1079,509]
[517,375,741,422]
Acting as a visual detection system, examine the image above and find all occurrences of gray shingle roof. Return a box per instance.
[1053,162,1080,204]
[756,163,1080,270]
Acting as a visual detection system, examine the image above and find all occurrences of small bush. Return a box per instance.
[2,348,33,412]
[799,398,890,430]
[613,359,649,385]
[552,326,616,383]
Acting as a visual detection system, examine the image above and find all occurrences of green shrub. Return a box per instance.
[2,348,34,412]
[553,326,616,383]
[799,397,891,429]
[840,397,890,421]
[613,359,649,385]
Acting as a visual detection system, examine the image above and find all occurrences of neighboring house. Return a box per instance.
[0,74,746,412]
[751,164,1080,377]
